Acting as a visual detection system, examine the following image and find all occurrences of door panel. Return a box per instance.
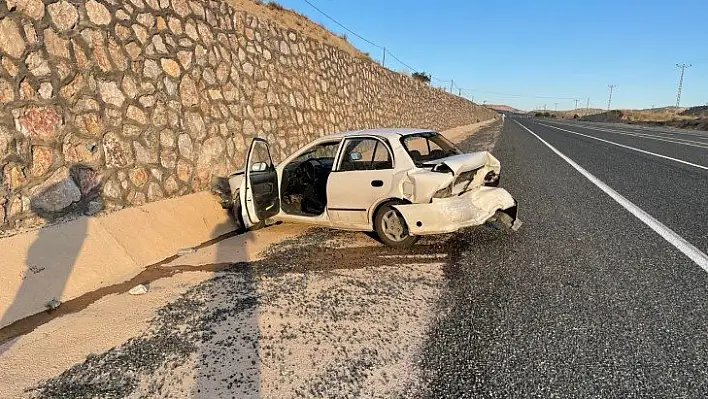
[245,139,279,224]
[327,137,395,228]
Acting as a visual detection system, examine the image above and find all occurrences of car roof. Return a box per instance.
[321,128,436,140]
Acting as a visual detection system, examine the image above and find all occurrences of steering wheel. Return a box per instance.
[300,158,321,182]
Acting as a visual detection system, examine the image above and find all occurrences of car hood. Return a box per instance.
[423,151,500,175]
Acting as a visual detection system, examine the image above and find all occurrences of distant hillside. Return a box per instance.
[581,109,708,131]
[487,104,524,113]
[682,106,708,118]
[529,108,604,119]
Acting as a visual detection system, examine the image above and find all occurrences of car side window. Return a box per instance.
[339,138,393,171]
[292,141,341,164]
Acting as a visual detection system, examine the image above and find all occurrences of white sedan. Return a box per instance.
[225,128,521,248]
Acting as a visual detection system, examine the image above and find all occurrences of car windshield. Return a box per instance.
[400,132,461,166]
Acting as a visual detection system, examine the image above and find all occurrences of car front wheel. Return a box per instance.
[374,201,419,249]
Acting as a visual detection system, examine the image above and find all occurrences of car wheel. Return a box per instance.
[374,201,419,249]
[232,190,263,232]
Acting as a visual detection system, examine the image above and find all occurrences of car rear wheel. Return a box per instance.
[374,201,419,249]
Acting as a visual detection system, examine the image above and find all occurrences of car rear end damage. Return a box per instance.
[392,186,520,236]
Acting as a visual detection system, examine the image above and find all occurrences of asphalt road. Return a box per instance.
[419,118,708,397]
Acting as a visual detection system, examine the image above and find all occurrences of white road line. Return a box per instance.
[551,122,708,149]
[515,120,708,272]
[537,122,708,171]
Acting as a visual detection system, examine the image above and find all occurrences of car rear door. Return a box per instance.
[244,138,280,226]
[326,137,395,228]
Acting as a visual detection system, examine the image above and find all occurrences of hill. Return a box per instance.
[487,105,525,113]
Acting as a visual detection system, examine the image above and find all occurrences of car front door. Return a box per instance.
[244,138,279,226]
[326,137,395,229]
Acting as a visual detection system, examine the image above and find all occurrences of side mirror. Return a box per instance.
[349,152,362,161]
[250,162,268,172]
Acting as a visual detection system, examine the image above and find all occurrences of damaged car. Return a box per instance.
[221,128,521,248]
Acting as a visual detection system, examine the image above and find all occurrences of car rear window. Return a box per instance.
[400,132,461,166]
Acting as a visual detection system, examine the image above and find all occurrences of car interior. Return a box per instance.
[280,141,341,216]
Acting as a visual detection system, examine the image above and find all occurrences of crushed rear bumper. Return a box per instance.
[393,187,520,236]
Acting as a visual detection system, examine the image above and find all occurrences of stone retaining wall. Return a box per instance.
[0,0,496,232]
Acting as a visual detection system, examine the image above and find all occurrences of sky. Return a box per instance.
[274,0,708,111]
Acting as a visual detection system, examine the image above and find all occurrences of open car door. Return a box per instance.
[244,138,280,226]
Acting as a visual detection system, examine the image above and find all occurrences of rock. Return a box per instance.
[184,112,205,139]
[73,167,101,194]
[161,58,180,77]
[19,78,36,99]
[108,39,128,71]
[103,178,122,199]
[160,150,176,168]
[177,133,193,160]
[243,119,256,136]
[197,136,225,168]
[164,175,178,195]
[129,167,148,187]
[44,28,70,58]
[38,82,53,99]
[0,79,14,103]
[126,105,147,124]
[137,12,155,28]
[2,57,19,77]
[4,164,26,190]
[98,80,126,107]
[26,51,50,76]
[129,284,149,295]
[132,24,148,44]
[139,95,156,108]
[29,167,81,213]
[59,74,84,100]
[179,75,198,106]
[46,298,61,310]
[176,159,192,182]
[122,75,138,99]
[15,107,63,139]
[143,59,162,79]
[147,182,163,201]
[152,35,167,53]
[86,0,111,25]
[125,42,142,60]
[103,132,134,168]
[177,247,195,255]
[47,1,78,32]
[242,62,254,77]
[0,19,26,58]
[134,140,158,164]
[30,146,53,177]
[7,0,45,20]
[63,136,100,164]
[160,129,175,147]
[172,0,191,18]
[177,50,192,69]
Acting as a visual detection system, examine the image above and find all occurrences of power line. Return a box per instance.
[301,0,381,50]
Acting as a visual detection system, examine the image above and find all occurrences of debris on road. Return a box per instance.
[177,247,196,256]
[128,284,149,296]
[45,299,61,311]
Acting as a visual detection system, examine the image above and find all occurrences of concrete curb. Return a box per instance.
[0,191,233,329]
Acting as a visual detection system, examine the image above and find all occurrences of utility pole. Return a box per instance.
[458,88,462,96]
[574,99,579,110]
[554,102,558,111]
[450,80,454,93]
[382,47,386,68]
[675,63,692,108]
[586,98,590,113]
[607,85,616,110]
[543,104,547,112]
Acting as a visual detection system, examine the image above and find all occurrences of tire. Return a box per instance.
[232,191,264,232]
[374,200,419,249]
